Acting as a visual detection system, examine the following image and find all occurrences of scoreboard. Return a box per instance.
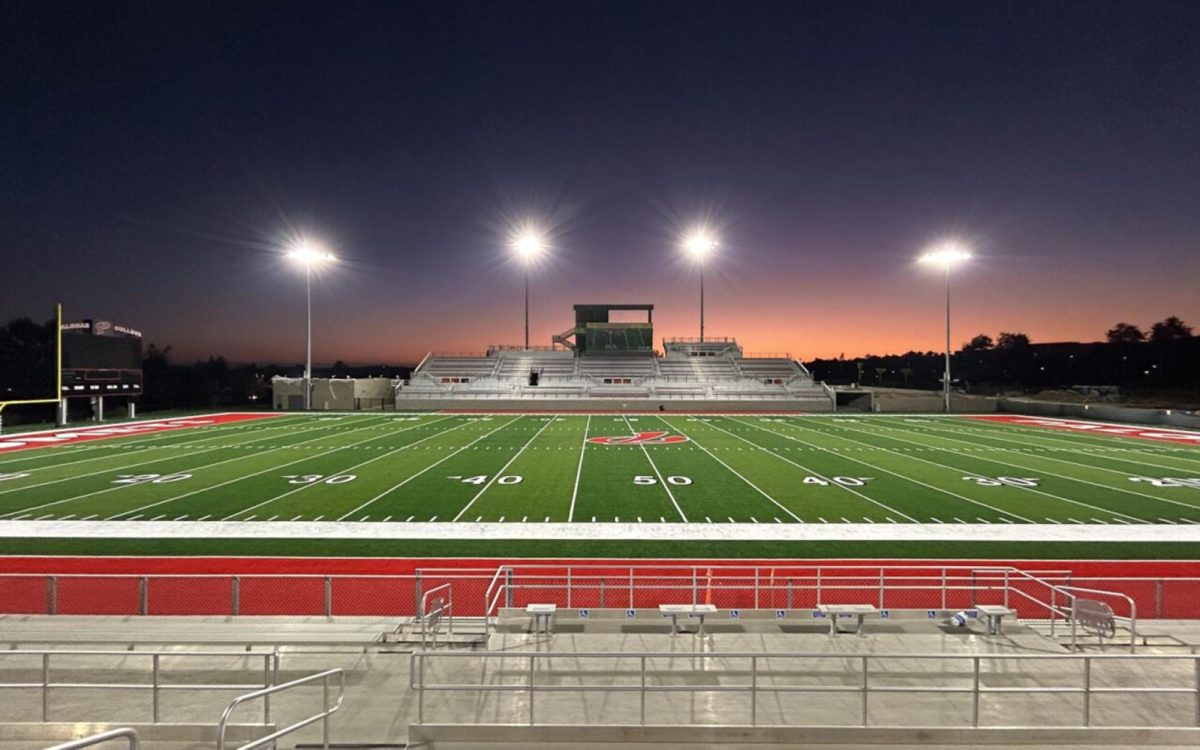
[61,320,143,398]
[584,323,654,352]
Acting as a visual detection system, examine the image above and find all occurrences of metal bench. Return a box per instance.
[659,604,718,636]
[1074,598,1116,640]
[817,604,877,636]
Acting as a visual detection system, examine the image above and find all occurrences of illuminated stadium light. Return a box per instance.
[918,240,972,413]
[682,229,719,341]
[285,238,337,410]
[509,224,549,349]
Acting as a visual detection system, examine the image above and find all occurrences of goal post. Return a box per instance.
[0,303,64,433]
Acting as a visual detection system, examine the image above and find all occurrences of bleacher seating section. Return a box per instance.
[394,339,834,409]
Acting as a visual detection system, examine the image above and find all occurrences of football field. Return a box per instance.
[2,412,1200,537]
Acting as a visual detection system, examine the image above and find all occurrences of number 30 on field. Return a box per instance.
[634,475,692,485]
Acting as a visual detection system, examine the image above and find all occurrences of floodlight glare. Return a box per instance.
[918,243,971,268]
[683,232,719,260]
[286,241,337,266]
[511,231,546,261]
[284,238,337,410]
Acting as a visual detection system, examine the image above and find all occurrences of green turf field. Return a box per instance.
[2,412,1199,531]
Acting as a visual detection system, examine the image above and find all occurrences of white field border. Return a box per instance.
[0,519,1197,543]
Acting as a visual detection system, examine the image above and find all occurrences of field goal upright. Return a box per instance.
[0,303,63,434]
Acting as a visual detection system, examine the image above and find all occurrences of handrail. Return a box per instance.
[420,583,453,648]
[411,650,1200,729]
[44,728,140,750]
[0,649,278,724]
[217,668,345,750]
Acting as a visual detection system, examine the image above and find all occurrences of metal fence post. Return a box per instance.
[878,569,885,609]
[692,568,698,606]
[816,568,822,606]
[231,576,240,616]
[1003,569,1010,610]
[1083,657,1092,726]
[1156,579,1164,619]
[750,656,758,726]
[322,673,331,750]
[151,654,160,722]
[139,577,149,616]
[505,568,513,608]
[324,576,333,617]
[787,579,793,609]
[414,571,423,622]
[599,577,606,608]
[860,656,868,726]
[941,567,947,610]
[41,652,49,721]
[628,569,634,610]
[640,656,647,725]
[566,567,572,609]
[47,575,57,615]
[754,568,760,609]
[263,654,273,724]
[972,657,981,727]
[528,654,535,726]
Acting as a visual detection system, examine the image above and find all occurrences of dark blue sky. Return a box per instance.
[3,1,1198,364]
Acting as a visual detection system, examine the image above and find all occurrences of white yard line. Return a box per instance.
[335,416,524,521]
[657,417,804,523]
[567,415,591,523]
[622,415,688,523]
[696,418,919,523]
[730,416,1033,523]
[102,417,456,521]
[0,416,338,497]
[452,416,556,522]
[828,420,1175,521]
[218,416,463,520]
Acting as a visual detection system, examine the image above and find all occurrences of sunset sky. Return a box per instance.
[4,1,1198,365]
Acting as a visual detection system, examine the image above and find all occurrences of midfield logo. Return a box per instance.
[587,431,689,445]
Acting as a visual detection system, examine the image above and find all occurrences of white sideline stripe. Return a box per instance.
[0,519,1195,543]
[698,417,918,523]
[660,417,803,523]
[828,419,1160,522]
[566,415,591,523]
[335,416,524,521]
[623,415,688,523]
[452,416,556,521]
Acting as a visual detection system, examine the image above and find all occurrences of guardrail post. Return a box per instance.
[1050,587,1057,638]
[151,654,160,722]
[528,654,535,726]
[692,568,698,606]
[566,567,572,609]
[47,575,57,615]
[1156,579,1164,619]
[505,568,513,608]
[640,655,646,725]
[750,656,757,726]
[1003,569,1010,610]
[1193,656,1199,727]
[970,570,977,607]
[754,568,760,609]
[972,657,980,727]
[941,568,947,610]
[324,576,333,617]
[816,568,822,606]
[41,652,49,721]
[263,654,272,723]
[787,579,793,609]
[417,655,425,724]
[1083,657,1092,726]
[323,673,331,750]
[231,576,240,616]
[860,656,868,726]
[878,569,885,609]
[414,571,423,622]
[599,577,606,608]
[139,577,149,616]
[628,569,634,610]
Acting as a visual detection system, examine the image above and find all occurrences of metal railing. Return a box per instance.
[420,583,453,648]
[411,650,1200,729]
[0,649,279,723]
[45,728,140,750]
[217,668,345,750]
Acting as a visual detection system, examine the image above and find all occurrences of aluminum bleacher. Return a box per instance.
[394,338,834,410]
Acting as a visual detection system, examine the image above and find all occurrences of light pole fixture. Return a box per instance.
[918,242,972,413]
[683,231,719,342]
[511,228,546,350]
[286,240,336,410]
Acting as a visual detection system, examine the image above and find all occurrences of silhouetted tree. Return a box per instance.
[1106,322,1145,344]
[996,332,1030,349]
[962,334,994,351]
[1150,316,1193,342]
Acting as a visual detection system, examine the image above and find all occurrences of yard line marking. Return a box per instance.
[704,418,920,523]
[0,416,395,520]
[623,415,688,523]
[452,416,556,522]
[0,416,362,499]
[567,415,591,523]
[658,417,803,523]
[897,419,1200,476]
[197,514,211,521]
[336,416,524,521]
[217,416,468,522]
[949,417,1200,462]
[382,516,392,523]
[81,514,96,521]
[268,515,279,522]
[825,419,1173,521]
[291,515,302,521]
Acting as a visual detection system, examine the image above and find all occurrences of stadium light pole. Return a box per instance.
[511,230,546,350]
[286,241,337,410]
[918,243,972,413]
[683,232,719,342]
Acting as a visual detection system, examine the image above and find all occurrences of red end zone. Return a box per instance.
[969,415,1200,446]
[0,413,283,454]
